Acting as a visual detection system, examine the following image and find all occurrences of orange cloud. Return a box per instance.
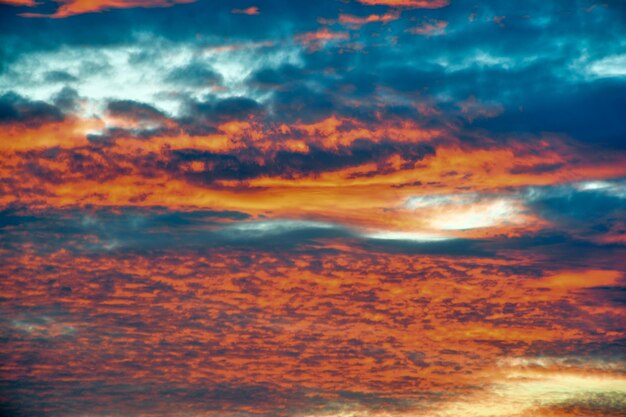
[356,0,449,8]
[531,269,622,290]
[0,117,99,152]
[458,96,504,121]
[3,245,623,416]
[231,6,259,15]
[407,19,448,36]
[18,0,196,18]
[3,114,626,226]
[0,0,38,6]
[296,28,350,51]
[338,10,400,28]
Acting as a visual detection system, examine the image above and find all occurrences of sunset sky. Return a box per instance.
[1,1,625,416]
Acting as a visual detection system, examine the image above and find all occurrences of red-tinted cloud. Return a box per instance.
[296,28,350,51]
[1,245,624,416]
[232,6,259,15]
[356,0,449,8]
[2,1,626,415]
[18,0,196,18]
[407,19,448,36]
[0,0,38,6]
[338,10,400,28]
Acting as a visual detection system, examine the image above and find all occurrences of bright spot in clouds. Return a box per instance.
[587,54,626,78]
[406,194,523,230]
[364,230,451,241]
[429,198,521,230]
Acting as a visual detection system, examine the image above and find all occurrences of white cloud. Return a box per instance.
[11,316,76,337]
[430,198,520,230]
[364,230,451,241]
[587,54,626,78]
[0,36,302,118]
[432,357,626,417]
[222,219,336,237]
[405,193,523,230]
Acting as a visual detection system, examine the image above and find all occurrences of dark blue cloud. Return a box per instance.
[0,91,64,125]
[183,96,263,125]
[248,64,306,89]
[528,185,626,223]
[165,62,223,87]
[43,70,78,83]
[107,99,168,121]
[474,80,626,148]
[169,140,435,182]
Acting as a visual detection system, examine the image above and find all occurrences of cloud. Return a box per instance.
[473,81,626,148]
[0,0,37,5]
[296,28,350,51]
[232,6,259,15]
[1,2,626,417]
[0,91,65,126]
[403,192,530,233]
[432,358,626,417]
[43,69,78,83]
[337,10,400,29]
[529,269,623,291]
[0,206,491,255]
[3,201,625,416]
[164,62,224,87]
[457,96,503,122]
[247,64,305,89]
[356,0,449,8]
[430,198,522,231]
[0,37,300,117]
[363,230,450,242]
[587,54,626,78]
[168,139,435,184]
[9,315,76,337]
[107,99,169,122]
[523,180,626,243]
[406,19,448,36]
[18,0,197,18]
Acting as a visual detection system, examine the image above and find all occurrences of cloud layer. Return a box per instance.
[1,1,625,416]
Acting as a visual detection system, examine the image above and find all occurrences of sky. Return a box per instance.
[0,0,625,416]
